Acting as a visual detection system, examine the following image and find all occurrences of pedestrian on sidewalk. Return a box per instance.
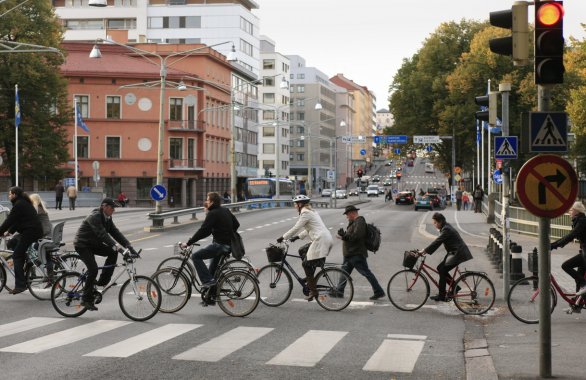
[462,192,470,211]
[455,187,463,211]
[54,180,65,210]
[473,185,484,213]
[334,205,385,300]
[550,201,586,312]
[67,185,77,210]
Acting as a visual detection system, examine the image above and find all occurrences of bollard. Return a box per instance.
[528,247,538,276]
[510,243,525,281]
[495,232,503,273]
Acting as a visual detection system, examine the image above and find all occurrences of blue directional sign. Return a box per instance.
[360,149,367,156]
[386,135,408,144]
[493,170,503,185]
[373,136,381,144]
[426,145,433,153]
[494,136,518,159]
[394,148,401,155]
[530,112,567,152]
[150,184,167,201]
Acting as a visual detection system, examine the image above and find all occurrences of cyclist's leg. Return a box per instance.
[95,246,118,286]
[351,255,385,296]
[13,235,37,290]
[436,259,458,298]
[191,243,225,284]
[75,246,98,302]
[208,244,231,280]
[561,253,586,292]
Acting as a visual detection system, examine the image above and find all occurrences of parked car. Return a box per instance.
[334,190,347,199]
[321,189,333,197]
[348,188,359,196]
[366,185,379,197]
[395,191,414,205]
[414,195,433,211]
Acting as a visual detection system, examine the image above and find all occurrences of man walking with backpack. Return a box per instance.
[473,185,484,213]
[333,205,385,300]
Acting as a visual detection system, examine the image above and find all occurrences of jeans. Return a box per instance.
[337,254,384,295]
[76,245,118,302]
[437,256,459,296]
[12,234,39,289]
[561,252,586,291]
[191,242,230,284]
[69,197,76,210]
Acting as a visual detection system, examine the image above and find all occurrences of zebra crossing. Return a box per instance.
[0,317,427,373]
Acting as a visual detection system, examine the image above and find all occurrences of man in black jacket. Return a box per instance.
[74,198,136,310]
[182,192,240,288]
[335,205,385,300]
[422,212,473,301]
[0,187,43,294]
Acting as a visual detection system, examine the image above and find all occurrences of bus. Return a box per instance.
[425,163,435,173]
[245,178,294,199]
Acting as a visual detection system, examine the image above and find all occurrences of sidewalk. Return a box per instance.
[47,206,152,223]
[421,208,584,379]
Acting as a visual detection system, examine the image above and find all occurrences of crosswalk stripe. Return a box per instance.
[363,338,425,373]
[266,330,347,367]
[173,326,273,362]
[85,324,202,358]
[0,320,131,353]
[0,317,64,338]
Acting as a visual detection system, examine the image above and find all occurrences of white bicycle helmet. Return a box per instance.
[292,194,311,203]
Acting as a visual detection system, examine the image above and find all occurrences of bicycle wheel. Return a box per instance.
[61,252,87,274]
[220,258,255,275]
[27,260,65,300]
[151,267,191,313]
[51,272,87,318]
[216,270,260,317]
[0,265,6,293]
[315,268,353,311]
[156,256,195,282]
[507,276,556,324]
[387,269,430,311]
[257,263,293,306]
[119,275,162,321]
[452,272,495,315]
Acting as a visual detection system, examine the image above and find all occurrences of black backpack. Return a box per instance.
[365,223,381,253]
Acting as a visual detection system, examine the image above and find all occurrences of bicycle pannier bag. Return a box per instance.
[365,223,381,253]
[403,251,418,269]
[231,230,245,260]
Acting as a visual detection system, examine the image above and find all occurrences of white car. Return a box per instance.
[333,190,347,199]
[366,185,379,197]
[321,189,333,197]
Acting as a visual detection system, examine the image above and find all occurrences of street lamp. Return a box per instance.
[89,38,232,214]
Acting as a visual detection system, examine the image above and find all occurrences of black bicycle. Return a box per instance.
[256,240,354,311]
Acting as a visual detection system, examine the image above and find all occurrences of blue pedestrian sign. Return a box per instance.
[360,149,367,156]
[373,136,381,144]
[426,145,433,153]
[529,112,567,152]
[386,135,408,144]
[150,184,167,201]
[493,170,503,185]
[394,148,401,155]
[494,136,518,159]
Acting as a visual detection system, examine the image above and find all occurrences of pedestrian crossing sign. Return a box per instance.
[529,112,567,152]
[494,136,518,159]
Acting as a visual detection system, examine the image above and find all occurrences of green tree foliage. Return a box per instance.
[0,0,70,187]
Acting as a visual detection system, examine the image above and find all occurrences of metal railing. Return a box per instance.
[147,198,331,230]
[168,158,204,170]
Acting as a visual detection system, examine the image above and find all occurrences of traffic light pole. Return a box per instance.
[499,83,512,299]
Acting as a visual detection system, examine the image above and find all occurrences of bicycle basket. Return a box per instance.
[403,251,418,269]
[266,244,285,262]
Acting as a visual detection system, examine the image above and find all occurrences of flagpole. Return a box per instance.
[74,99,78,190]
[15,85,19,187]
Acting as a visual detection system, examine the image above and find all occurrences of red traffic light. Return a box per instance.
[536,2,563,26]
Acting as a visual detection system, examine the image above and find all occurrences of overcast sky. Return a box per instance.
[254,0,586,110]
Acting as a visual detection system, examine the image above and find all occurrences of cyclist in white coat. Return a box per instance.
[277,195,333,301]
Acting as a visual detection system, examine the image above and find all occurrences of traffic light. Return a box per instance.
[488,1,529,66]
[357,169,363,178]
[474,92,497,125]
[534,1,564,84]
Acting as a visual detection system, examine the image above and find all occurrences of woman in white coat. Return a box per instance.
[277,195,333,301]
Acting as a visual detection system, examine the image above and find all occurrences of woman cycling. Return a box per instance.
[277,195,333,301]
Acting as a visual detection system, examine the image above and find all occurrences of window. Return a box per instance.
[74,95,89,118]
[185,16,200,28]
[77,136,89,158]
[106,136,120,158]
[262,127,275,137]
[263,143,275,154]
[262,110,275,120]
[263,60,275,70]
[170,138,183,159]
[188,138,195,166]
[296,153,304,161]
[105,177,121,199]
[137,178,154,199]
[240,39,253,57]
[264,77,275,86]
[106,96,120,119]
[240,17,253,34]
[169,98,183,121]
[297,112,305,121]
[107,19,136,30]
[263,160,275,169]
[297,85,305,93]
[297,126,305,134]
[297,73,305,79]
[263,93,275,104]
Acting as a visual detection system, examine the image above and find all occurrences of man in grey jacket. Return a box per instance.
[74,198,136,310]
[334,205,385,300]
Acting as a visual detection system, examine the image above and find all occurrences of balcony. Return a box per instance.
[167,120,205,132]
[168,159,204,171]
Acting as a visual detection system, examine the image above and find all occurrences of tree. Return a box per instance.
[0,0,70,188]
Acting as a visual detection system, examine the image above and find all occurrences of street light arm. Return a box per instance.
[0,40,63,57]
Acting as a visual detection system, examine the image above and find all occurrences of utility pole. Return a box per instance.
[499,82,512,298]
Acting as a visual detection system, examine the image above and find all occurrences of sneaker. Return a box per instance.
[576,286,586,296]
[430,294,449,302]
[80,300,98,311]
[369,292,385,300]
[9,287,27,295]
[564,305,581,314]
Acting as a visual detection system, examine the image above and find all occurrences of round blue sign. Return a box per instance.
[426,145,433,152]
[493,170,503,184]
[150,184,167,201]
[360,149,367,156]
[394,148,401,155]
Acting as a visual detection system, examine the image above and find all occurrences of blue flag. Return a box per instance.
[76,104,90,133]
[15,86,21,128]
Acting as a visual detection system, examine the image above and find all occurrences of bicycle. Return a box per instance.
[507,272,586,324]
[151,243,260,317]
[387,250,495,315]
[0,235,83,300]
[256,241,354,311]
[50,247,162,321]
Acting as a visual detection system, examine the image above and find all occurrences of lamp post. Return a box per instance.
[89,39,232,213]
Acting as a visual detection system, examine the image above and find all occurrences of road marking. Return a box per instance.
[173,326,273,362]
[267,330,347,367]
[387,334,427,340]
[363,336,425,372]
[0,320,130,353]
[85,324,201,358]
[129,234,161,243]
[0,317,64,338]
